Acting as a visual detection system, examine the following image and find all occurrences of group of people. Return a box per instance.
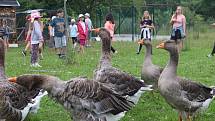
[137,6,186,54]
[21,6,187,68]
[13,5,215,68]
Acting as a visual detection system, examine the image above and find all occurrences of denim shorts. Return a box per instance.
[54,36,66,48]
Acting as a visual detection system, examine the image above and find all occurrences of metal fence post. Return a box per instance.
[131,4,134,41]
[118,10,121,35]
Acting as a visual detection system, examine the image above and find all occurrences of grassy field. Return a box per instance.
[5,28,215,121]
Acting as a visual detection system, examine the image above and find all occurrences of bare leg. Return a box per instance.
[80,45,84,53]
[25,41,31,51]
[56,48,61,57]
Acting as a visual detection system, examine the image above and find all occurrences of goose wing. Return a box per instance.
[95,67,146,96]
[179,78,213,102]
[0,81,40,121]
[65,77,134,115]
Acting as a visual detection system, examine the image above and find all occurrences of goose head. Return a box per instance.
[8,75,51,90]
[98,28,111,53]
[156,40,178,53]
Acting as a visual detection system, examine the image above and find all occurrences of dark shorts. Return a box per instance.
[171,29,182,41]
[71,37,78,44]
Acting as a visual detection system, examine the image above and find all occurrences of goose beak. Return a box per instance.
[92,28,100,33]
[8,77,17,83]
[156,42,165,49]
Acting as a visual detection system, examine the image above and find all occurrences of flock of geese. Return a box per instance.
[0,28,215,121]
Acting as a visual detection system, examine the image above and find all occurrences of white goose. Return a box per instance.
[8,74,134,121]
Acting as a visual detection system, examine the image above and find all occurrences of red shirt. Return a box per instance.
[77,21,88,40]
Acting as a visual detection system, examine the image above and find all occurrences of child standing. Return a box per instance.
[77,14,88,53]
[30,11,43,67]
[69,18,78,48]
[136,11,154,54]
[104,13,117,54]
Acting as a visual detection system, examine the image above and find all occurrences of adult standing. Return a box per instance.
[50,9,67,59]
[170,6,186,51]
[84,13,93,47]
[77,14,88,53]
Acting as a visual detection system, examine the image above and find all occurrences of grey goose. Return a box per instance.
[156,40,215,121]
[0,39,46,121]
[8,74,134,121]
[94,28,152,104]
[141,40,163,89]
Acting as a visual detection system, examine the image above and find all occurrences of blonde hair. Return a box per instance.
[142,11,151,20]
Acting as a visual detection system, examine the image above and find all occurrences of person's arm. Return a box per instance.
[170,14,176,25]
[182,15,186,35]
[49,19,55,37]
[140,21,145,28]
[146,20,154,29]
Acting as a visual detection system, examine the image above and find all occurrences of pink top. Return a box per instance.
[171,14,186,33]
[77,21,88,40]
[104,21,115,37]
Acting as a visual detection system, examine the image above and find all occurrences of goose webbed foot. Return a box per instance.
[186,113,191,121]
[178,112,182,121]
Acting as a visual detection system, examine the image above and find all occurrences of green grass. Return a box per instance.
[5,29,215,121]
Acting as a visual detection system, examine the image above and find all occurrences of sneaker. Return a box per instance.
[114,51,118,54]
[34,63,42,67]
[30,63,35,67]
[22,50,27,56]
[207,54,213,58]
[59,54,66,59]
[136,52,140,54]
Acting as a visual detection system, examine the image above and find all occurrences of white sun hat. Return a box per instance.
[78,14,84,18]
[71,19,76,22]
[85,13,90,17]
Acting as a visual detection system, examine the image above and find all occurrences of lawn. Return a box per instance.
[5,28,215,121]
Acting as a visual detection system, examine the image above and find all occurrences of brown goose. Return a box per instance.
[0,38,47,121]
[156,40,215,121]
[141,40,163,89]
[8,74,134,121]
[94,28,152,104]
